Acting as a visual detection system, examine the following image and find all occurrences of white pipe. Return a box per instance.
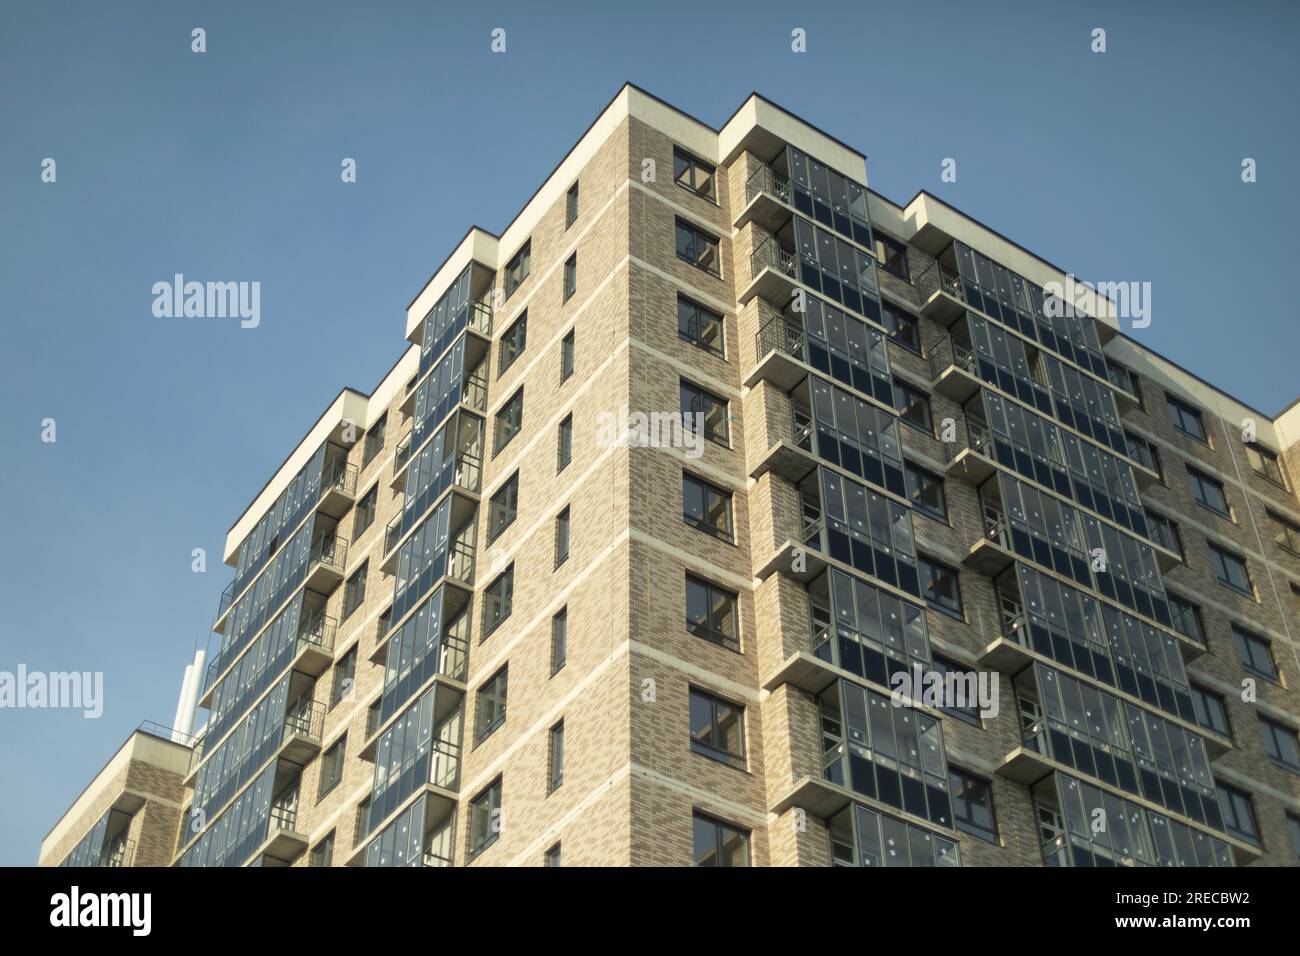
[171,664,194,743]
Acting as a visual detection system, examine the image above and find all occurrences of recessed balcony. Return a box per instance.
[741,233,799,311]
[746,315,811,392]
[769,774,855,820]
[1105,362,1141,413]
[942,416,999,485]
[389,430,413,492]
[928,333,981,403]
[303,531,348,594]
[736,163,794,235]
[750,402,816,484]
[961,502,1017,577]
[316,461,359,520]
[913,260,966,326]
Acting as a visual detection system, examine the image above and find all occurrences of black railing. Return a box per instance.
[942,415,995,463]
[914,260,963,303]
[745,164,792,207]
[755,315,805,363]
[750,235,797,282]
[393,431,412,477]
[929,333,977,380]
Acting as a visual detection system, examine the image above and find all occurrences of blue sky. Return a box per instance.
[1,0,1297,864]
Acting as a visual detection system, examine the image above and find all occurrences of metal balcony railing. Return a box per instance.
[1105,361,1138,398]
[309,530,347,575]
[1146,518,1179,554]
[1126,434,1158,473]
[913,260,963,303]
[422,846,454,867]
[463,369,488,413]
[750,235,797,283]
[929,333,977,380]
[393,431,413,477]
[429,736,462,791]
[467,299,493,338]
[800,514,825,550]
[943,415,996,464]
[101,837,135,868]
[447,538,476,585]
[745,163,792,207]
[755,314,806,363]
[791,405,814,452]
[269,794,300,834]
[980,498,1011,549]
[297,612,337,655]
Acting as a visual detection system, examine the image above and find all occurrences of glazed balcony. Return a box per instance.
[382,458,481,572]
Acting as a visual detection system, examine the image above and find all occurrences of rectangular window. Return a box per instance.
[893,378,932,433]
[1166,394,1207,443]
[1190,684,1230,738]
[1247,443,1288,487]
[504,241,531,300]
[1167,593,1205,644]
[484,565,514,637]
[499,312,527,376]
[1217,783,1259,845]
[1261,717,1300,773]
[557,414,573,472]
[692,812,750,867]
[354,797,370,847]
[689,686,745,769]
[872,231,910,280]
[488,472,519,542]
[1186,466,1230,518]
[475,665,508,743]
[565,181,579,227]
[1233,624,1277,680]
[544,842,562,867]
[1268,509,1300,554]
[560,329,575,383]
[675,218,721,277]
[673,147,716,200]
[309,830,335,867]
[880,299,921,353]
[551,607,567,675]
[680,380,729,446]
[904,462,947,521]
[342,561,368,621]
[1210,543,1254,597]
[948,768,997,842]
[919,555,962,618]
[548,720,565,792]
[363,413,387,465]
[554,506,570,567]
[563,254,576,302]
[494,388,523,455]
[317,735,346,800]
[678,295,724,356]
[331,647,357,708]
[469,778,502,857]
[685,574,739,651]
[682,472,733,541]
[353,484,378,538]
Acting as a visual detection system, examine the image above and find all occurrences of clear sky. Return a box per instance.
[1,0,1297,865]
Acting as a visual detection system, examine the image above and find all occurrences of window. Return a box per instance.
[469,778,502,857]
[880,299,921,353]
[353,484,378,538]
[1260,717,1300,773]
[317,735,346,799]
[1167,593,1205,644]
[682,472,733,541]
[1143,508,1182,556]
[1125,430,1162,477]
[560,329,575,383]
[1210,543,1254,597]
[893,378,932,433]
[949,769,997,842]
[342,561,368,621]
[331,647,357,708]
[1166,394,1207,443]
[1288,814,1300,862]
[548,720,565,792]
[919,556,962,618]
[309,830,335,867]
[484,566,514,637]
[504,241,530,300]
[488,472,519,542]
[1217,783,1259,845]
[557,414,573,472]
[932,656,981,725]
[1190,684,1230,738]
[685,574,739,651]
[354,797,371,847]
[565,181,579,227]
[1247,443,1288,488]
[688,686,745,769]
[678,295,724,356]
[377,607,391,642]
[904,462,947,521]
[363,413,387,465]
[680,380,729,446]
[563,254,576,302]
[1268,509,1300,554]
[544,842,562,867]
[675,218,720,277]
[551,607,567,675]
[1234,624,1278,680]
[673,147,716,200]
[872,231,910,280]
[1186,467,1230,518]
[494,388,523,455]
[475,665,508,743]
[499,312,527,376]
[554,506,570,567]
[692,812,750,867]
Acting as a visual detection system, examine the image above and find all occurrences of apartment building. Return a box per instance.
[43,84,1300,867]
